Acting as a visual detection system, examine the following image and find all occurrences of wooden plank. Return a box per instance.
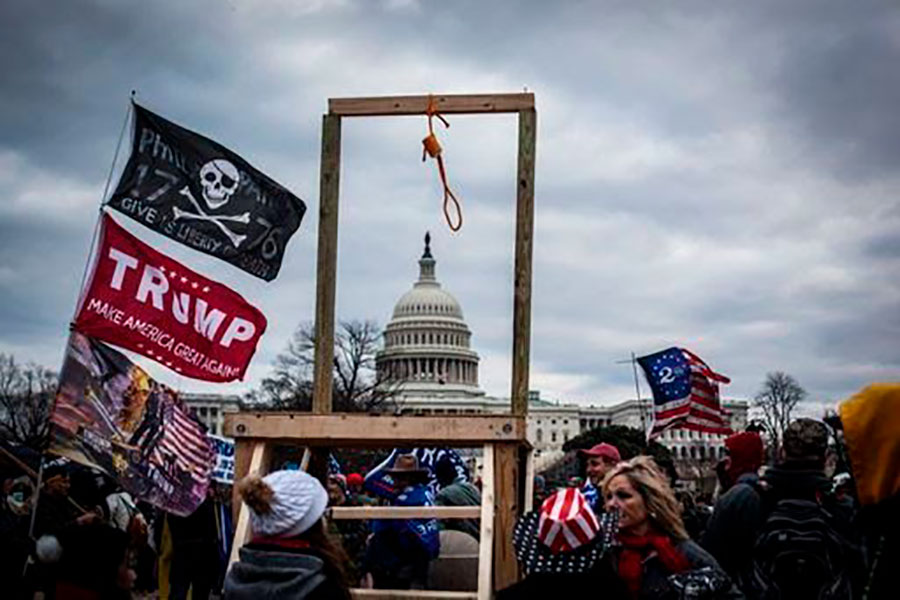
[231,439,252,523]
[300,447,311,471]
[510,108,536,417]
[523,447,535,513]
[492,444,519,590]
[228,441,270,567]
[330,93,534,117]
[224,414,526,445]
[476,444,495,600]
[352,590,476,600]
[329,506,481,520]
[313,113,342,414]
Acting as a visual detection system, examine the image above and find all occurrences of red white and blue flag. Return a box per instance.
[637,347,733,438]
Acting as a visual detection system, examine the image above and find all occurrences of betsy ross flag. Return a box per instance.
[637,347,733,438]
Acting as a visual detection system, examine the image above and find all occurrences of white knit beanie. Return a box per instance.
[248,470,328,538]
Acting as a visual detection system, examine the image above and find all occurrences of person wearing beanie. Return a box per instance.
[224,470,351,600]
[755,417,863,597]
[762,418,831,502]
[700,431,765,593]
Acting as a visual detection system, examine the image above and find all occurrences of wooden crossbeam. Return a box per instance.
[328,506,481,520]
[329,93,534,117]
[224,413,526,446]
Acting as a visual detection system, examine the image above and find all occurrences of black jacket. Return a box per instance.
[701,473,764,588]
[606,539,745,600]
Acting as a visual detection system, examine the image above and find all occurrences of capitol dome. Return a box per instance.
[376,233,482,397]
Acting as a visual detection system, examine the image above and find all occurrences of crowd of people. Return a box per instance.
[1,383,898,599]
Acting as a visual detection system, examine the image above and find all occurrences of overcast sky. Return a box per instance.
[1,0,898,411]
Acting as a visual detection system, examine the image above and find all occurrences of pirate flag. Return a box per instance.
[106,103,306,281]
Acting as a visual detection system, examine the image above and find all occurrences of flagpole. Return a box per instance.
[72,94,134,321]
[41,95,136,535]
[616,354,649,441]
[27,459,44,539]
[630,352,648,439]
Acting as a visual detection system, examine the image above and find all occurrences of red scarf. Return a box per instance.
[251,535,311,550]
[617,533,690,598]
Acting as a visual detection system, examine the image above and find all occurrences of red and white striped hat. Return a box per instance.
[537,487,600,553]
[513,487,615,575]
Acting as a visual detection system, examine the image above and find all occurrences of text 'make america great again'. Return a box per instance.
[74,214,267,382]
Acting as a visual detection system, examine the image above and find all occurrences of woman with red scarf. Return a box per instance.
[602,456,744,599]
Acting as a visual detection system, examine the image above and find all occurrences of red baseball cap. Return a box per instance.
[578,443,621,462]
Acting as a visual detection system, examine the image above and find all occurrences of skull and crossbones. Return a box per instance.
[173,159,249,247]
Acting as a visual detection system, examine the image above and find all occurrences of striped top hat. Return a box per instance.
[513,488,618,575]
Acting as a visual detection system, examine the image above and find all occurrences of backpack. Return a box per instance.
[749,497,854,600]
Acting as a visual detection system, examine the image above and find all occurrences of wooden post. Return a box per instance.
[229,441,271,566]
[492,443,519,591]
[313,113,342,415]
[522,446,535,513]
[231,439,253,523]
[476,444,495,600]
[511,108,536,417]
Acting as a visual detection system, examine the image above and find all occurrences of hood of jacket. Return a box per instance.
[224,546,326,600]
[839,383,900,506]
[763,464,829,501]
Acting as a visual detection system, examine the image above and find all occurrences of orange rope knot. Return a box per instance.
[421,95,462,232]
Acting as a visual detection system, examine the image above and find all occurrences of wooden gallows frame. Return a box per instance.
[225,93,537,600]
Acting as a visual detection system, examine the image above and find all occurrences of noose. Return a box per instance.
[421,95,463,232]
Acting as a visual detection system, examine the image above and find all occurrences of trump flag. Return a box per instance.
[74,214,267,382]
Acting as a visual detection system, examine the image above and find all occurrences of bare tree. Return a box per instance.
[0,354,57,450]
[753,371,807,453]
[246,320,400,413]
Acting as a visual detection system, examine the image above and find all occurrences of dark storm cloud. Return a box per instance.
[760,4,900,181]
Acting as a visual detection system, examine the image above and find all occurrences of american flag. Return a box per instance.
[150,396,214,486]
[636,347,733,438]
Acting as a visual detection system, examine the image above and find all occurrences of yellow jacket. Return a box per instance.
[839,384,900,506]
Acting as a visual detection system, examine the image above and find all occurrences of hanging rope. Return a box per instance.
[421,95,463,231]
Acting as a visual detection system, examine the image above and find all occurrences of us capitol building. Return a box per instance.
[373,234,748,470]
[186,234,748,472]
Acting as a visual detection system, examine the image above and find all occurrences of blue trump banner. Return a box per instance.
[208,435,235,484]
[363,447,470,500]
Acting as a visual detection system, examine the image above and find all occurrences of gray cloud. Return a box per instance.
[1,0,898,409]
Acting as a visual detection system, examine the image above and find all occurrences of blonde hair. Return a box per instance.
[602,455,688,541]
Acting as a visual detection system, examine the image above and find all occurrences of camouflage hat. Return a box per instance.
[783,418,829,460]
